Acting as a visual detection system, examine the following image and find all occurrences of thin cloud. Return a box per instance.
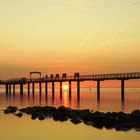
[78,26,99,48]
[45,2,93,17]
[49,4,66,11]
[133,2,140,5]
[0,48,17,53]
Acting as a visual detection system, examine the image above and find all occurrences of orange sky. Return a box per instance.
[0,0,140,80]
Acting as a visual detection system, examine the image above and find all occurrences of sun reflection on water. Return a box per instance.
[63,91,68,107]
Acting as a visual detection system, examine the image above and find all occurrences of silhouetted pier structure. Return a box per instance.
[0,72,140,103]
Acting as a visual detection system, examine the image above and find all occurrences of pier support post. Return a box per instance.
[60,82,62,100]
[13,84,15,98]
[39,82,42,106]
[121,79,125,102]
[39,82,42,96]
[13,84,15,93]
[20,83,23,105]
[20,84,23,105]
[45,82,48,100]
[9,84,11,93]
[20,83,23,94]
[97,80,100,101]
[27,82,30,95]
[52,82,55,100]
[27,82,30,99]
[9,84,12,98]
[6,84,9,97]
[69,81,72,100]
[77,81,80,101]
[32,82,35,98]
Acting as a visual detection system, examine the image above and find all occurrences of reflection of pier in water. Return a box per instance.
[5,86,78,108]
[3,85,132,111]
[1,72,140,109]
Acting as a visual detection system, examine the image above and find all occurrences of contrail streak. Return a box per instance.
[78,26,99,48]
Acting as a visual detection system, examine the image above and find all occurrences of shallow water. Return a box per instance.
[0,86,140,140]
[0,87,140,112]
[1,112,140,140]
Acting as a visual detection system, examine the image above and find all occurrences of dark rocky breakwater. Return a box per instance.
[3,106,140,131]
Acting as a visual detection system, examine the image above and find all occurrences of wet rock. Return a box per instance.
[38,115,45,120]
[130,110,140,122]
[65,110,76,119]
[4,106,18,114]
[43,106,57,117]
[131,110,140,116]
[53,110,68,122]
[32,111,42,118]
[118,111,130,123]
[91,111,106,128]
[77,110,93,125]
[70,118,82,125]
[15,113,23,118]
[104,117,118,129]
[4,109,13,114]
[58,106,71,111]
[31,115,37,120]
[83,120,93,125]
[76,109,91,119]
[115,123,134,131]
[92,121,104,129]
[103,113,120,129]
[133,122,140,130]
[19,107,33,114]
[3,105,140,131]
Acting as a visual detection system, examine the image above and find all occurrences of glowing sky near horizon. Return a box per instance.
[0,0,140,79]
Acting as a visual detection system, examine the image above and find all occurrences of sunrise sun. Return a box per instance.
[62,84,69,90]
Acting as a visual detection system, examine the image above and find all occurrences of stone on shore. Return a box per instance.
[3,106,140,131]
[70,118,82,124]
[15,113,23,118]
[4,106,18,114]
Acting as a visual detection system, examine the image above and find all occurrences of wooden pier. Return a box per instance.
[0,72,140,102]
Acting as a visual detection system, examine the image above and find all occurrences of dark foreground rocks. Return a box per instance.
[3,106,140,131]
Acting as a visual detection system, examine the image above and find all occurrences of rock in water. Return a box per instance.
[4,106,18,114]
[3,106,140,131]
[15,113,23,118]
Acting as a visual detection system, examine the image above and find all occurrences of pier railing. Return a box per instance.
[0,72,140,84]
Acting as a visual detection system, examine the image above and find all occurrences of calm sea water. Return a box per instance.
[0,86,140,112]
[0,86,140,140]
